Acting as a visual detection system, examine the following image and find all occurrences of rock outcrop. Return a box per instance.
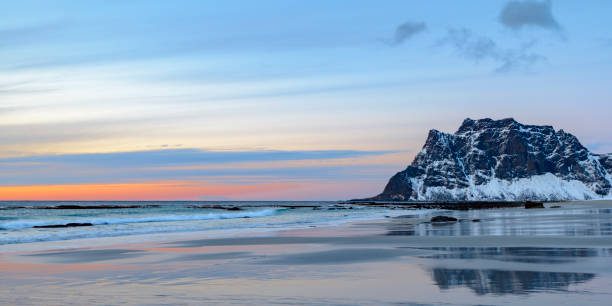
[371,118,612,201]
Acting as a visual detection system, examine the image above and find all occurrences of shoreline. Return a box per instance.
[0,199,607,254]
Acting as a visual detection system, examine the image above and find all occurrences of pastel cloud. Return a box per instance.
[0,149,401,199]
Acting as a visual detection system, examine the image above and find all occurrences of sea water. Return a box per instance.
[0,201,405,245]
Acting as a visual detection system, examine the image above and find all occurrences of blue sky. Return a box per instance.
[1,1,611,200]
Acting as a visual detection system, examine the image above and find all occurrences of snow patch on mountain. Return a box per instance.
[422,173,607,201]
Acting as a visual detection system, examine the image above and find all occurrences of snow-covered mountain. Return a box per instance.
[371,118,612,201]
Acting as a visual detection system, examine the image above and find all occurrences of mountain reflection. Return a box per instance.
[431,268,595,295]
[420,247,611,264]
[418,247,610,294]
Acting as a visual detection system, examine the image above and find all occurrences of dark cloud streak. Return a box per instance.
[392,21,426,45]
[0,148,395,168]
[499,0,561,31]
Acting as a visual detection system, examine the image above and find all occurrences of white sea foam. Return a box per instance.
[0,205,420,246]
[0,209,279,230]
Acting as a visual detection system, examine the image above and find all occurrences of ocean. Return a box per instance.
[4,200,612,246]
[0,201,406,245]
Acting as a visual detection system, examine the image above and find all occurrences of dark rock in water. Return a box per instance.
[204,205,243,211]
[549,205,561,208]
[525,201,544,209]
[472,219,481,222]
[365,118,612,201]
[34,222,93,228]
[52,205,108,209]
[430,216,458,222]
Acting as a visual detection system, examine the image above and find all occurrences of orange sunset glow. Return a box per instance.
[0,181,300,201]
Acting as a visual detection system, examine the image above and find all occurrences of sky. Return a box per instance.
[1,0,611,200]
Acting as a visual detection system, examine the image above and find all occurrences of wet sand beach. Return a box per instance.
[2,200,612,305]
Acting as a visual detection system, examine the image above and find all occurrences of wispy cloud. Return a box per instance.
[437,28,545,72]
[0,19,366,73]
[0,80,56,97]
[390,21,426,45]
[499,0,561,31]
[0,21,68,48]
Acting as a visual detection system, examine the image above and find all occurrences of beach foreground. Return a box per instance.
[2,201,612,305]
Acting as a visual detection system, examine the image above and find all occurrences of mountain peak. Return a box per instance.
[370,118,612,201]
[457,117,518,134]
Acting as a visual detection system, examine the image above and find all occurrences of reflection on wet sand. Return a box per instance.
[381,205,612,295]
[431,268,595,295]
[386,207,612,237]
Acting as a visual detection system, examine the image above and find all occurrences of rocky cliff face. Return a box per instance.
[599,153,612,175]
[372,118,612,201]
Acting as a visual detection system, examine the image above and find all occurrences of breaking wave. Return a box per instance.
[0,209,279,230]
